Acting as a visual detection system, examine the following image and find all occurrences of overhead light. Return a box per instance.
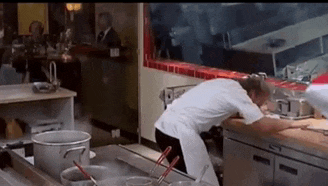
[66,3,82,12]
[66,3,82,21]
[73,3,82,11]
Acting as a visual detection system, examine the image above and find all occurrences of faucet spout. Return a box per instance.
[49,61,57,83]
[49,61,60,90]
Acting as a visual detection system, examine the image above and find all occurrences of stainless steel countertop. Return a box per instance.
[1,144,198,186]
[222,119,328,169]
[90,144,196,185]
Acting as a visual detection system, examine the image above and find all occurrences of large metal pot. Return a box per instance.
[32,130,91,181]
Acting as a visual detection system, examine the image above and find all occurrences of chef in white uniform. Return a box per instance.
[305,82,328,118]
[155,75,310,186]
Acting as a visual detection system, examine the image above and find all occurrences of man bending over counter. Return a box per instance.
[154,74,310,186]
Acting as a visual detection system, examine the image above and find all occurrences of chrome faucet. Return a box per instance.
[49,61,60,90]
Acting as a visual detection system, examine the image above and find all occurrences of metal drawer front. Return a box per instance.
[274,155,328,186]
[223,138,274,186]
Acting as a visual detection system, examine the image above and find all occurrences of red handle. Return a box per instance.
[156,146,172,166]
[73,161,91,179]
[162,156,180,177]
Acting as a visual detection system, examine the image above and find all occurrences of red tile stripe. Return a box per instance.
[143,59,310,92]
[312,72,328,84]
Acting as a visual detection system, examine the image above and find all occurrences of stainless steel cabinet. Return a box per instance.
[224,138,328,186]
[223,138,275,186]
[274,156,328,186]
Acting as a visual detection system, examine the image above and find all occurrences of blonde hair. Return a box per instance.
[238,75,272,97]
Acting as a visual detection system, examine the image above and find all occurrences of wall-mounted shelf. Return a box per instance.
[232,13,328,77]
[232,13,328,54]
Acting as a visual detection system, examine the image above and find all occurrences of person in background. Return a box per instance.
[96,12,121,48]
[28,21,46,44]
[1,20,48,83]
[96,12,122,84]
[22,21,48,82]
[154,75,310,186]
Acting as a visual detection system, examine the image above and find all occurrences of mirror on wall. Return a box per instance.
[148,3,328,84]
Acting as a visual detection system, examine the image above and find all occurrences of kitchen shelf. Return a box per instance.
[232,13,328,54]
[232,13,328,77]
[0,84,76,147]
[0,83,76,104]
[0,133,33,148]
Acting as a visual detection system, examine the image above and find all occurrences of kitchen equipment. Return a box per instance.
[275,97,314,119]
[97,176,156,186]
[124,156,180,186]
[73,160,98,185]
[50,61,61,91]
[169,181,213,186]
[126,176,155,186]
[32,130,91,181]
[149,146,172,178]
[0,145,193,186]
[159,85,197,110]
[0,147,62,185]
[194,165,209,184]
[61,165,111,186]
[32,82,57,93]
[32,61,61,93]
[157,156,180,185]
[26,121,61,134]
[168,164,213,186]
[270,86,314,119]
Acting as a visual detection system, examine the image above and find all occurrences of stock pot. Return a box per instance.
[32,130,91,181]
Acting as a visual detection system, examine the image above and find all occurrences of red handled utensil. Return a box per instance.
[73,160,98,186]
[149,146,172,177]
[156,156,180,185]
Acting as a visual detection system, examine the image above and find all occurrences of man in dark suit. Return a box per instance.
[96,12,123,84]
[97,12,121,48]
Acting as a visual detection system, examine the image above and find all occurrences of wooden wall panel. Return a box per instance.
[17,3,49,35]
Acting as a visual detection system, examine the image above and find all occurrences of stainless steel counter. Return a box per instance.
[0,144,196,186]
[222,119,328,185]
[222,118,328,169]
[91,145,196,184]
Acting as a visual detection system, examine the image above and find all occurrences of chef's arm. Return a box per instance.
[250,117,309,134]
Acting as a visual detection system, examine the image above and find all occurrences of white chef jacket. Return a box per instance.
[305,84,328,118]
[155,78,264,186]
